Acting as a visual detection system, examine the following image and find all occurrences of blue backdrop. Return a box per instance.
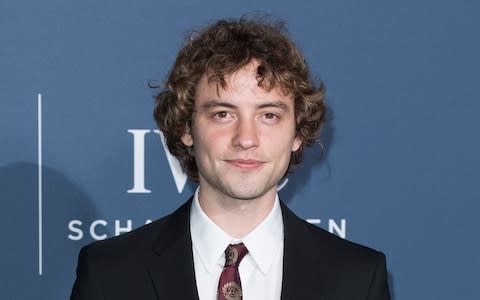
[1,0,479,299]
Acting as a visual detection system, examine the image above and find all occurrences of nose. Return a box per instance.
[232,117,259,150]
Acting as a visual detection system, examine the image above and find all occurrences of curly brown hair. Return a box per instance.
[154,17,326,182]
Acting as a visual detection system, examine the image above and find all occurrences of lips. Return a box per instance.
[225,159,264,170]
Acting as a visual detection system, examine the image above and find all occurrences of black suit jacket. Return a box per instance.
[71,199,391,299]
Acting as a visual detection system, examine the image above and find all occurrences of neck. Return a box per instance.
[197,188,277,239]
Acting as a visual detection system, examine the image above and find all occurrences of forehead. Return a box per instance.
[195,62,292,103]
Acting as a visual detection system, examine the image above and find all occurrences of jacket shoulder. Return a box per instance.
[79,199,191,263]
[280,202,391,299]
[305,219,384,262]
[281,201,386,266]
[71,200,194,299]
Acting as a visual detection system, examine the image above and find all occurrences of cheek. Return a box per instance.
[263,136,295,158]
[193,126,229,153]
[208,128,230,141]
[262,127,299,151]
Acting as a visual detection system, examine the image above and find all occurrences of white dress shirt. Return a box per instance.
[190,188,284,300]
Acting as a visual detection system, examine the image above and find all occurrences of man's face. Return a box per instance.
[181,62,302,202]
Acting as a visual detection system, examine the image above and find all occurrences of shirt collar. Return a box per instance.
[242,193,283,274]
[190,188,284,274]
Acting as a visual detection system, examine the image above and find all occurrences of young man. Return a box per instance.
[71,18,391,300]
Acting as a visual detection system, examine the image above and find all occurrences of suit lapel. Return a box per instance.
[147,199,200,300]
[280,202,329,300]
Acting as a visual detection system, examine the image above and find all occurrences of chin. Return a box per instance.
[224,184,275,201]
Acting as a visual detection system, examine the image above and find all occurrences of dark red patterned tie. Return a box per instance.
[217,243,249,300]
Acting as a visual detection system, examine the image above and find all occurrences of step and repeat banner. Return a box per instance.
[1,1,479,299]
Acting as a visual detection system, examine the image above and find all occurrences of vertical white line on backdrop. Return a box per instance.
[38,93,43,276]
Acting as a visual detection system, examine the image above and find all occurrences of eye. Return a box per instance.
[211,111,233,122]
[263,113,279,120]
[213,111,229,118]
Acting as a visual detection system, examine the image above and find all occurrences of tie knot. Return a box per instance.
[224,243,248,267]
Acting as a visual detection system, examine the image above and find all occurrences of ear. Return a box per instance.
[181,126,193,147]
[291,136,302,152]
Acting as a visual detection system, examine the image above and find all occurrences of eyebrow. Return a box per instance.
[200,100,237,110]
[257,101,290,111]
[200,100,290,111]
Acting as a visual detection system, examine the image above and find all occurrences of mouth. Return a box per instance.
[225,159,265,170]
